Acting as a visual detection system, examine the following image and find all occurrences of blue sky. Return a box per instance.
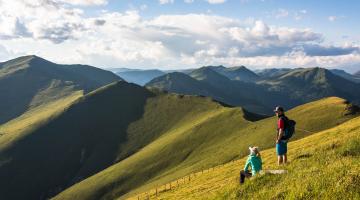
[0,0,359,72]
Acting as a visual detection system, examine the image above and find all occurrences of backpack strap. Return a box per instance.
[278,116,288,140]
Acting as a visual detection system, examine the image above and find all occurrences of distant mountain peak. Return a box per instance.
[279,67,333,82]
[147,72,195,85]
[190,66,230,82]
[355,70,360,77]
[230,65,247,70]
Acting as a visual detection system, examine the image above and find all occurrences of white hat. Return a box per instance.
[249,146,259,155]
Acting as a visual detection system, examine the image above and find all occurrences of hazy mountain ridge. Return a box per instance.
[148,66,360,114]
[115,69,165,86]
[330,69,360,83]
[147,69,280,114]
[354,70,360,76]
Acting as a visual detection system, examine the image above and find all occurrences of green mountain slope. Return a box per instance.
[255,68,292,78]
[146,72,215,96]
[53,97,359,200]
[259,67,360,105]
[208,66,260,82]
[0,81,250,200]
[0,55,121,124]
[142,114,360,200]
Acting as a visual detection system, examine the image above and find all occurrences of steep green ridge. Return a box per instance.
[0,55,121,124]
[0,81,154,200]
[0,81,244,200]
[54,97,359,200]
[138,114,360,200]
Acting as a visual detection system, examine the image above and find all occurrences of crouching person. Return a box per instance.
[240,146,262,184]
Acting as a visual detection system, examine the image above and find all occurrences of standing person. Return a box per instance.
[274,106,288,165]
[240,146,262,184]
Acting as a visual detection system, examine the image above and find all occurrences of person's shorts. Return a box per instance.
[276,140,287,156]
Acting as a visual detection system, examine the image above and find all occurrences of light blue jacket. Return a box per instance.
[244,155,262,175]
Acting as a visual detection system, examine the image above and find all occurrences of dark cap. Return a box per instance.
[274,106,284,112]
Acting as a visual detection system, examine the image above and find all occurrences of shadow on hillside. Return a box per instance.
[0,82,154,200]
[0,69,53,124]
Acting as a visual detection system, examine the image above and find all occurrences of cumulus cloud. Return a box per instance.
[0,0,89,43]
[0,0,359,69]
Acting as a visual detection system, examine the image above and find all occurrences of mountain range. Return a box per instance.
[0,55,360,200]
[147,66,360,114]
[1,77,358,199]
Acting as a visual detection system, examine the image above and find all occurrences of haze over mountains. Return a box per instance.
[110,69,165,86]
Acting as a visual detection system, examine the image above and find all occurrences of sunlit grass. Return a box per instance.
[134,116,360,200]
[53,96,359,200]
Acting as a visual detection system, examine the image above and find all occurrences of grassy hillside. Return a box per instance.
[141,115,360,200]
[53,97,359,200]
[0,81,248,200]
[0,55,121,124]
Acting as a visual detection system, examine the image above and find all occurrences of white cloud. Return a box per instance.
[159,0,175,4]
[206,0,226,4]
[0,1,359,70]
[328,16,338,22]
[59,0,108,6]
[184,0,194,3]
